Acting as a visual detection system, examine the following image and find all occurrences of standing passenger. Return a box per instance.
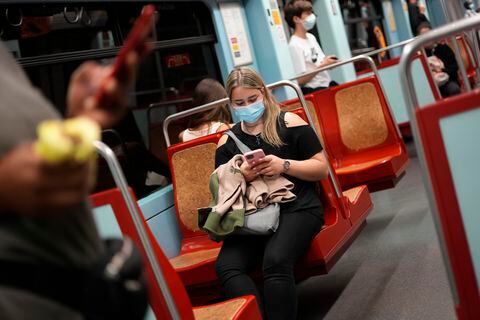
[179,78,231,142]
[215,67,327,320]
[406,0,430,36]
[0,40,145,319]
[284,0,339,95]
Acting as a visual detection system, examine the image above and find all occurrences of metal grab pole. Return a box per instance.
[290,54,402,138]
[267,80,343,199]
[399,14,480,311]
[400,15,480,108]
[468,29,480,85]
[163,97,230,147]
[451,36,472,92]
[360,37,416,58]
[164,55,399,146]
[290,54,379,82]
[94,141,181,320]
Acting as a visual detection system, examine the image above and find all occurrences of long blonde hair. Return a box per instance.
[226,67,284,147]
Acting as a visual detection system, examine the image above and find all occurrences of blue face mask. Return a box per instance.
[233,99,265,124]
[303,13,316,31]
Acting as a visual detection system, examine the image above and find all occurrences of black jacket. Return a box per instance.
[408,3,430,35]
[426,44,459,82]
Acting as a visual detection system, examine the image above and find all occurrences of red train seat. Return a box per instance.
[280,106,373,229]
[411,90,480,319]
[167,134,225,289]
[90,188,262,320]
[282,76,409,192]
[166,125,373,290]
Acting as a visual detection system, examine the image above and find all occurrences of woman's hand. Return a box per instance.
[240,160,258,182]
[0,143,92,216]
[253,155,285,177]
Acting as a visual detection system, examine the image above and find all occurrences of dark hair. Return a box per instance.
[284,0,313,29]
[417,21,432,35]
[188,78,231,129]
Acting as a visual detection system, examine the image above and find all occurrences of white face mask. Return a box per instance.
[302,13,316,31]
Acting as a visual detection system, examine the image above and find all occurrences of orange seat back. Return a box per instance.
[90,188,195,320]
[167,133,224,239]
[448,35,476,72]
[311,76,402,166]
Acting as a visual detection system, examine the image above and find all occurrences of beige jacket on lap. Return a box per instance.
[198,155,296,241]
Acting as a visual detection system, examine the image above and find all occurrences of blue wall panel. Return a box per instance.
[440,107,480,286]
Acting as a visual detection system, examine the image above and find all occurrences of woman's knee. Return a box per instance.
[263,250,293,275]
[215,257,246,281]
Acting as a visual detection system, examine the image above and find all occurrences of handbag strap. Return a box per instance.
[224,130,252,154]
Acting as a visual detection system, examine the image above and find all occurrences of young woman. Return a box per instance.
[179,78,231,142]
[215,66,328,320]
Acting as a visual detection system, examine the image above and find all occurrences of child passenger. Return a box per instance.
[285,0,339,94]
[179,78,231,142]
[215,66,327,320]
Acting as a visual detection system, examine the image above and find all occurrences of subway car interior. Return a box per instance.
[0,0,479,319]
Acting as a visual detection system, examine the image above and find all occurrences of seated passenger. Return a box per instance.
[285,0,339,94]
[179,78,231,142]
[215,66,328,320]
[418,22,461,98]
[110,111,170,197]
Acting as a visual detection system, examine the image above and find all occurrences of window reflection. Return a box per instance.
[1,2,222,193]
[0,2,220,115]
[340,0,389,70]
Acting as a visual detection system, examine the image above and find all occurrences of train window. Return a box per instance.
[1,1,221,196]
[115,2,219,108]
[339,0,389,66]
[117,2,215,41]
[0,6,116,58]
[1,2,220,113]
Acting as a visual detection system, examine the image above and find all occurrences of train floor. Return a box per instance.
[297,142,457,320]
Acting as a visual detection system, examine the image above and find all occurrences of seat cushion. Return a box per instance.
[342,186,365,204]
[335,154,395,174]
[193,297,247,320]
[169,247,220,270]
[169,237,221,287]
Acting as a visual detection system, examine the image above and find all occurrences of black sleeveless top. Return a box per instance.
[215,112,324,217]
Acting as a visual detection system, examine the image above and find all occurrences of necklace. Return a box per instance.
[241,121,263,136]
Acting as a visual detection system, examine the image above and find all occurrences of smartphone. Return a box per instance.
[95,4,156,104]
[244,149,265,166]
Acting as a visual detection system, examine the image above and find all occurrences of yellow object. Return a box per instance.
[272,9,281,25]
[373,26,387,59]
[35,117,101,164]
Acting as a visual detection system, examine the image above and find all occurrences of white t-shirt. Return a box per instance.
[289,33,332,89]
[181,121,224,142]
